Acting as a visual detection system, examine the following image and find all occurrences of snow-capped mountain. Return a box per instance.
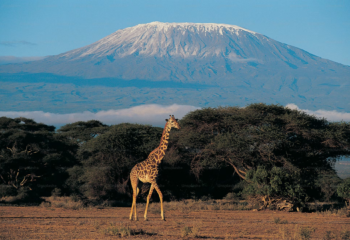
[60,22,259,59]
[1,22,350,113]
[2,21,349,84]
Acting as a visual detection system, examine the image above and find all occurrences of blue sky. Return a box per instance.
[1,0,350,66]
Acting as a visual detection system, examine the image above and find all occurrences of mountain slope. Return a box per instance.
[1,22,349,86]
[1,22,350,113]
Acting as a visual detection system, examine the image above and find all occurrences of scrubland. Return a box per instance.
[1,198,349,240]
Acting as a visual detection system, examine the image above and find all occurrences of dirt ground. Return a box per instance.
[0,205,349,239]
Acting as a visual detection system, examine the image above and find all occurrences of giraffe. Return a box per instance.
[129,115,180,221]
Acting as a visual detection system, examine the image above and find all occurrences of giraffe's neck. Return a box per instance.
[147,122,171,165]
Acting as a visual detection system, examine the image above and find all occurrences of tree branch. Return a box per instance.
[0,174,5,184]
[226,158,247,180]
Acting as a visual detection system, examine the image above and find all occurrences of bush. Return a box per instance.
[0,184,16,198]
[181,226,192,237]
[242,166,309,210]
[51,188,62,197]
[299,227,315,240]
[337,178,350,207]
[2,187,42,204]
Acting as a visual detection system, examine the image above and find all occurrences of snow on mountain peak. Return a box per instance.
[132,21,257,35]
[62,22,260,60]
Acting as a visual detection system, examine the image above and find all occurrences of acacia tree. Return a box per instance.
[0,117,78,200]
[170,104,350,208]
[57,120,109,144]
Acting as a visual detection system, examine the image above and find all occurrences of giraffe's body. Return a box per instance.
[129,115,180,221]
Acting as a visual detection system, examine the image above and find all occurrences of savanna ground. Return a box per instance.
[0,198,349,240]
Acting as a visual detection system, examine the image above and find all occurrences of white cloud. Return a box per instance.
[2,103,348,128]
[0,104,200,127]
[285,103,350,122]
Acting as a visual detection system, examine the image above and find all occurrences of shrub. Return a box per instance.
[103,226,134,237]
[102,225,149,238]
[3,187,42,204]
[181,226,192,237]
[273,217,288,224]
[340,230,350,240]
[243,166,309,210]
[299,227,314,240]
[51,188,62,197]
[0,184,16,198]
[337,178,350,208]
[224,192,239,200]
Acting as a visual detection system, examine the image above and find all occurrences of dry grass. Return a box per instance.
[0,201,349,239]
[181,226,192,237]
[102,225,135,237]
[274,217,289,224]
[180,223,201,238]
[101,223,155,238]
[316,207,350,218]
[158,199,253,212]
[278,225,315,240]
[320,228,350,240]
[40,196,85,210]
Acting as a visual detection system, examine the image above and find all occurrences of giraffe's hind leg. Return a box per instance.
[129,173,139,221]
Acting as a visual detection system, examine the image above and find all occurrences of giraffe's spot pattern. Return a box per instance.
[130,124,173,184]
[129,116,180,220]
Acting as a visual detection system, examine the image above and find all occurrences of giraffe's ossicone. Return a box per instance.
[129,115,180,221]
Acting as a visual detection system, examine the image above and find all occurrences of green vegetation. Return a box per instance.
[337,178,350,208]
[166,104,350,209]
[0,117,77,203]
[57,120,109,144]
[67,123,162,201]
[1,104,350,211]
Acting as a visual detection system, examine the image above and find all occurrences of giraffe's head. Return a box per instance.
[166,115,180,129]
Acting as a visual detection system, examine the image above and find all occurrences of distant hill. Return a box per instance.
[1,22,349,113]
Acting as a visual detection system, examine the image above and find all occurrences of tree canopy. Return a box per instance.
[1,104,349,209]
[167,104,350,208]
[0,117,78,201]
[66,123,163,200]
[57,120,109,144]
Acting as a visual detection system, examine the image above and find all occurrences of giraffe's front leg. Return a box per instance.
[130,194,138,221]
[133,194,138,221]
[154,183,165,221]
[129,174,139,221]
[129,201,134,220]
[144,184,155,221]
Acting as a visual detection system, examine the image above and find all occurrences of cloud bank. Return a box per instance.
[285,104,350,122]
[0,56,46,65]
[0,40,37,47]
[0,104,200,127]
[1,104,348,129]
